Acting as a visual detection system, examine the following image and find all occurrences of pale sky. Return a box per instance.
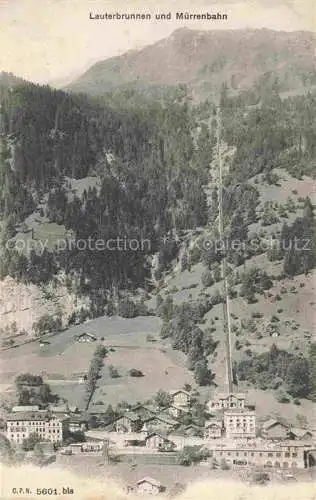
[0,0,315,85]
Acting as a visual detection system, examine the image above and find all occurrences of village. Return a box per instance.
[3,388,316,495]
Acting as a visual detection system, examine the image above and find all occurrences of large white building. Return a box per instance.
[224,409,256,439]
[208,441,311,470]
[6,411,68,444]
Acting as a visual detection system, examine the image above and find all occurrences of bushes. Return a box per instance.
[32,313,62,336]
[109,365,120,379]
[155,389,172,408]
[251,470,270,484]
[179,446,210,466]
[220,458,230,470]
[201,269,214,287]
[285,358,312,398]
[128,369,144,377]
[239,267,273,303]
[15,374,58,407]
[22,433,41,451]
[194,358,214,386]
[117,298,137,318]
[237,345,312,399]
[276,390,291,403]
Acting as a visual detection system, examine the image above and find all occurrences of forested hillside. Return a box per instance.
[0,77,210,318]
[0,40,315,410]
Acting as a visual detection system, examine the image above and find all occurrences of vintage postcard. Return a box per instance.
[0,0,315,499]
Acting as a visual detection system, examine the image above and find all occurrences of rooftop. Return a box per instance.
[217,393,246,399]
[262,419,288,429]
[146,432,171,441]
[205,420,223,428]
[76,333,97,340]
[12,405,40,412]
[137,477,161,487]
[224,409,255,415]
[169,389,190,397]
[289,427,313,437]
[7,412,69,422]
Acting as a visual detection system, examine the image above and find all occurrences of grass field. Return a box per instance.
[0,314,196,410]
[91,343,194,407]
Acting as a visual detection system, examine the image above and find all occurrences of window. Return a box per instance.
[244,452,247,456]
[285,453,290,458]
[276,453,281,457]
[292,453,297,458]
[268,453,273,457]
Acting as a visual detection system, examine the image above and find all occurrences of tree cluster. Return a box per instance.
[15,374,58,407]
[237,344,312,398]
[159,298,218,386]
[84,344,107,409]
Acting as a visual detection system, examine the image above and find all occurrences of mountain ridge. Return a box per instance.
[67,28,316,99]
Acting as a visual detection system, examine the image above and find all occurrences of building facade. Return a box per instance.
[145,433,174,450]
[167,405,189,419]
[170,390,190,408]
[208,442,309,469]
[75,333,97,343]
[6,411,68,444]
[224,409,256,439]
[68,416,88,433]
[261,419,289,440]
[204,420,223,439]
[207,393,246,411]
[114,414,142,433]
[136,477,162,495]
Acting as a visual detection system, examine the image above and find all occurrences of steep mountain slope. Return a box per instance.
[0,46,315,419]
[68,28,316,99]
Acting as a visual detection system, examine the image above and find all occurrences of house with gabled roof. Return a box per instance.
[145,432,175,451]
[204,419,223,439]
[114,412,143,433]
[172,423,204,437]
[287,427,313,441]
[169,389,191,408]
[164,405,190,419]
[140,414,179,435]
[68,415,88,433]
[261,419,289,440]
[75,332,97,343]
[136,477,164,495]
